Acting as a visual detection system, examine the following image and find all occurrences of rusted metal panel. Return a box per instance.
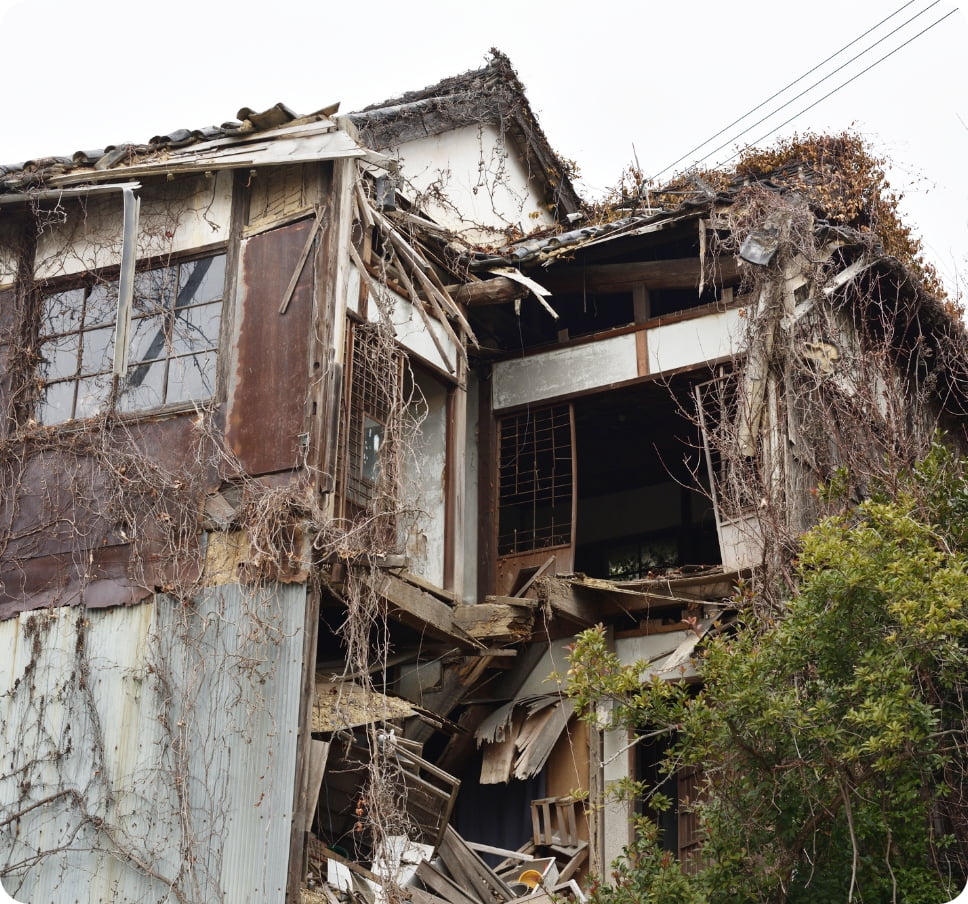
[0,545,149,620]
[0,414,216,620]
[227,216,318,475]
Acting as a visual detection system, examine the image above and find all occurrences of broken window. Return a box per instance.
[569,381,721,578]
[497,404,574,557]
[605,535,679,580]
[694,373,758,520]
[636,731,707,872]
[38,253,226,424]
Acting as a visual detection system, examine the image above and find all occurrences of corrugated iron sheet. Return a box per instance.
[0,582,307,903]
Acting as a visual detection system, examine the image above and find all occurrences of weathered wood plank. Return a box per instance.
[454,598,536,642]
[439,826,515,904]
[416,860,482,904]
[534,578,599,626]
[442,276,528,306]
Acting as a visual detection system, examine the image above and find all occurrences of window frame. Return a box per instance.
[36,248,228,425]
[338,319,404,517]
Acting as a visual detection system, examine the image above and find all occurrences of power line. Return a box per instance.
[715,7,959,170]
[683,1,943,173]
[649,0,921,182]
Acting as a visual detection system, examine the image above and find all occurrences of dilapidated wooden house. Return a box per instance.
[1,53,966,904]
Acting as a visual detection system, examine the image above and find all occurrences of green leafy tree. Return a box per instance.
[568,442,968,903]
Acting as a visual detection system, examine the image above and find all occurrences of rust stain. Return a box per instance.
[226,217,318,476]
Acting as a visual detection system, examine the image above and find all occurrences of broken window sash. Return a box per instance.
[37,253,226,424]
[361,415,385,485]
[694,373,759,521]
[112,185,140,380]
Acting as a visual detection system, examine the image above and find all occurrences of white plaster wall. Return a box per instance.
[346,261,362,316]
[0,221,17,288]
[393,123,555,242]
[404,372,448,587]
[647,307,744,374]
[719,514,764,570]
[34,170,233,281]
[362,275,460,376]
[492,333,638,411]
[602,721,634,868]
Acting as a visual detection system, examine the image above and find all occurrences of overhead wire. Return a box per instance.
[714,6,959,170]
[647,1,955,185]
[649,0,922,182]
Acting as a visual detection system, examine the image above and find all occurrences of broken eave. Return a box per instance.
[536,567,745,628]
[333,566,487,652]
[1,107,388,199]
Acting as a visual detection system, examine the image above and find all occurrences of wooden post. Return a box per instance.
[285,586,322,903]
[588,717,604,877]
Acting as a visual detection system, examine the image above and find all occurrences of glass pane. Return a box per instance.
[133,265,177,317]
[167,351,216,404]
[85,282,119,326]
[79,325,114,376]
[39,331,80,383]
[38,380,76,425]
[174,300,221,353]
[119,359,166,412]
[128,312,168,365]
[74,373,112,419]
[179,255,225,305]
[41,288,85,338]
[362,416,385,484]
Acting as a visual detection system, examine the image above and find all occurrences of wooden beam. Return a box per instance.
[536,576,711,623]
[454,597,537,643]
[538,256,739,293]
[285,585,322,904]
[443,276,528,307]
[534,578,599,627]
[361,570,484,650]
[415,860,483,904]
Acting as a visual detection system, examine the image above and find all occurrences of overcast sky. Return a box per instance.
[1,0,965,294]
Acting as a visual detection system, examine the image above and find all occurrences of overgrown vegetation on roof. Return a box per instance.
[591,131,953,312]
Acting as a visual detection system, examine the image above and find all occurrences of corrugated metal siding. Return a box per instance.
[0,582,307,903]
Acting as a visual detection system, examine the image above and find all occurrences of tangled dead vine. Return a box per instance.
[689,179,966,618]
[0,162,449,902]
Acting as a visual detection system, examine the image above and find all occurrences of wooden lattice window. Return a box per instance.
[497,404,573,556]
[339,321,402,515]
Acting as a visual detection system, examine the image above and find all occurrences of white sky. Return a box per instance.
[1,0,965,295]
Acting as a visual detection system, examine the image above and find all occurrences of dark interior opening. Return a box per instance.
[572,380,720,579]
